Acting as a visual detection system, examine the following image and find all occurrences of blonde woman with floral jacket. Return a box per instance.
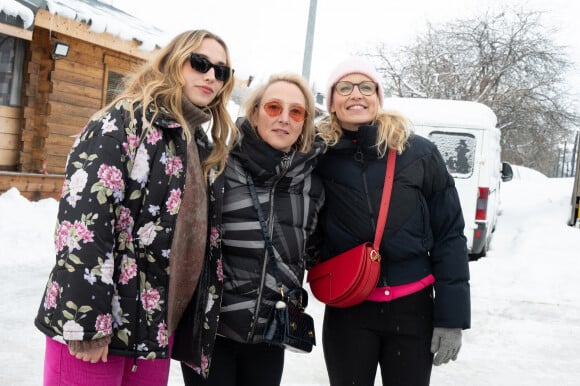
[34,30,236,386]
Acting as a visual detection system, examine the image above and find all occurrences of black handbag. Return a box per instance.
[264,288,315,353]
[247,174,316,353]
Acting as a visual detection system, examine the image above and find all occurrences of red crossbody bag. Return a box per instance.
[307,149,396,308]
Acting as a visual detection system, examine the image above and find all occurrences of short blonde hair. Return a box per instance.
[243,73,316,153]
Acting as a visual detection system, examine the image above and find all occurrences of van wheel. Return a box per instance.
[470,239,489,260]
[481,233,493,257]
[479,244,487,258]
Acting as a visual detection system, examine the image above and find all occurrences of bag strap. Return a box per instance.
[246,174,309,308]
[246,174,286,292]
[373,149,397,250]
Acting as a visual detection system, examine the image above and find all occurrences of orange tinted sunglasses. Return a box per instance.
[262,101,307,122]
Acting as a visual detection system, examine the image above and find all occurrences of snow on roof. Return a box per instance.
[383,97,498,130]
[46,0,168,51]
[1,0,169,51]
[0,0,35,28]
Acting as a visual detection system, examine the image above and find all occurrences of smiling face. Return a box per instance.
[181,37,228,107]
[330,73,379,131]
[252,81,306,153]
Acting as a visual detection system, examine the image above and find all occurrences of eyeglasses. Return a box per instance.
[334,81,377,96]
[189,53,232,82]
[262,101,307,122]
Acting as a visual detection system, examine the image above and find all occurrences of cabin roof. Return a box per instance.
[1,0,166,51]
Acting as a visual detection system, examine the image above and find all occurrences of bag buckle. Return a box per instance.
[370,249,381,262]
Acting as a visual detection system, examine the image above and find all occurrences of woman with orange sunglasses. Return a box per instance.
[180,73,325,385]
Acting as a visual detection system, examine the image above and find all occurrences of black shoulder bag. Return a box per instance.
[247,173,316,353]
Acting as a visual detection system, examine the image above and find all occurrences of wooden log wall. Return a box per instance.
[19,26,146,175]
[0,106,21,171]
[20,27,52,173]
[0,171,62,201]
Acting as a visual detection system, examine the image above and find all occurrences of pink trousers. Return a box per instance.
[43,336,173,386]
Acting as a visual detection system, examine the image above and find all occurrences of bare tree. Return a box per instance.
[367,9,579,175]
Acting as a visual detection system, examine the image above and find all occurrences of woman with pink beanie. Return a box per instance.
[312,58,471,385]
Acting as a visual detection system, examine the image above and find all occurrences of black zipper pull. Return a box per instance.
[354,148,364,163]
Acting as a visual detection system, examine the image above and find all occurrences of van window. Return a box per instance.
[429,131,476,178]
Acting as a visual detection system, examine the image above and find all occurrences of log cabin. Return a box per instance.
[0,0,166,200]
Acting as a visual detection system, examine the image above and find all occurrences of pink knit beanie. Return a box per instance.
[325,57,384,112]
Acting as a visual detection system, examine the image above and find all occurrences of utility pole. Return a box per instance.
[302,0,317,83]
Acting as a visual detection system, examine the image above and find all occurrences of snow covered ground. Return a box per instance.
[1,165,579,385]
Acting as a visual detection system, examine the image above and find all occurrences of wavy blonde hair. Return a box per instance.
[243,73,316,153]
[317,107,412,157]
[104,29,237,177]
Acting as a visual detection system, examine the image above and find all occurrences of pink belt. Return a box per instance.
[367,274,435,302]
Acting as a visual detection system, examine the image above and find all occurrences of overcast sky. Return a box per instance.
[112,0,579,100]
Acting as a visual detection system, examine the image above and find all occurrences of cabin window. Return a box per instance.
[105,70,125,106]
[429,131,476,178]
[0,34,25,106]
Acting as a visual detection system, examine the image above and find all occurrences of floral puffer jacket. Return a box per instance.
[35,99,202,359]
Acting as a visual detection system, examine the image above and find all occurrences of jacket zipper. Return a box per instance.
[131,242,144,372]
[247,153,293,341]
[356,147,377,232]
[357,143,388,287]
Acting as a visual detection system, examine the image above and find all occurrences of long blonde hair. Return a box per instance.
[105,29,237,177]
[317,108,412,156]
[243,73,316,153]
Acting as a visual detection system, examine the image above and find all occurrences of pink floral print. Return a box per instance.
[95,314,113,335]
[44,281,60,310]
[116,207,133,230]
[141,288,160,311]
[157,321,168,347]
[216,257,223,281]
[147,128,163,144]
[119,255,137,285]
[209,226,219,247]
[200,354,209,372]
[97,164,124,191]
[166,188,182,215]
[55,220,95,252]
[126,134,141,151]
[164,156,183,177]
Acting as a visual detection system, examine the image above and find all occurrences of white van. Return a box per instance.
[383,97,513,259]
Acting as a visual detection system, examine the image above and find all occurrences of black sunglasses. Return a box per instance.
[189,53,232,82]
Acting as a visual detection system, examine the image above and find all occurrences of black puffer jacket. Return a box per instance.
[316,126,470,329]
[217,119,325,343]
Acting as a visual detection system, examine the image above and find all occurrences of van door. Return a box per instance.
[414,126,483,255]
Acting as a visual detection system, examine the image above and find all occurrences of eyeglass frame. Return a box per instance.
[333,81,377,96]
[261,100,308,122]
